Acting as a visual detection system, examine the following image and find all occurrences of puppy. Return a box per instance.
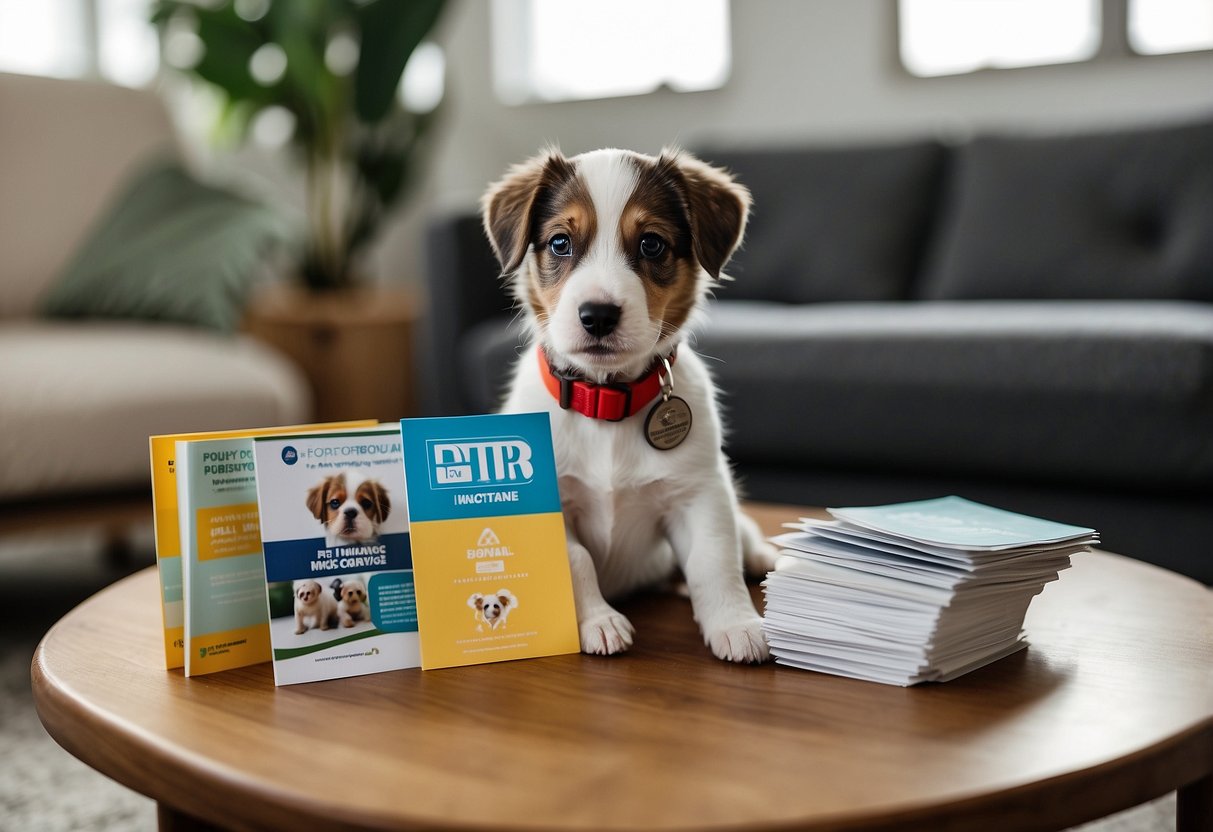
[482,147,778,663]
[331,577,372,628]
[293,579,338,635]
[468,589,517,631]
[306,470,390,548]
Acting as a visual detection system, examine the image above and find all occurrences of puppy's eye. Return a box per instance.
[359,498,374,511]
[548,234,572,257]
[639,233,666,259]
[328,499,341,510]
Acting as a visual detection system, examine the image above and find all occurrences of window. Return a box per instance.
[0,0,157,86]
[900,0,1213,76]
[0,1,91,79]
[491,0,731,104]
[1129,0,1213,55]
[899,0,1101,77]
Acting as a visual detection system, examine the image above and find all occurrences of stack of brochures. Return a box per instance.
[762,496,1097,686]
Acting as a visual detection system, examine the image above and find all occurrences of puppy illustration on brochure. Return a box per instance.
[481,147,778,662]
[253,426,420,685]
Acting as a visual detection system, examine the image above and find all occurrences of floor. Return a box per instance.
[0,530,1178,832]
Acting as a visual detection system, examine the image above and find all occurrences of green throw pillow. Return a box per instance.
[40,161,292,331]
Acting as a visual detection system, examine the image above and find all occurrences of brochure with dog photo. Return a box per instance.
[150,420,374,669]
[253,427,420,685]
[177,436,272,677]
[399,412,579,670]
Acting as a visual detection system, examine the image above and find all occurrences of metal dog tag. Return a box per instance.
[644,396,693,450]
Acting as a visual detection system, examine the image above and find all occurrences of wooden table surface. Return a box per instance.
[32,504,1213,832]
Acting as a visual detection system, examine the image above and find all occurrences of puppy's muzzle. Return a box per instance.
[579,302,621,338]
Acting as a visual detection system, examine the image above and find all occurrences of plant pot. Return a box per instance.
[243,283,420,423]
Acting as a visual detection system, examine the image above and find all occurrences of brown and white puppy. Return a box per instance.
[306,470,391,548]
[293,579,338,635]
[331,577,371,628]
[467,589,517,631]
[482,147,777,662]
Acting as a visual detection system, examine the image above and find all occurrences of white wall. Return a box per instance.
[372,0,1213,283]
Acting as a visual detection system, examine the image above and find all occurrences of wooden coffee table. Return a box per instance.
[32,505,1213,832]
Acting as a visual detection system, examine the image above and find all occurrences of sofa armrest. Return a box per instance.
[420,212,515,415]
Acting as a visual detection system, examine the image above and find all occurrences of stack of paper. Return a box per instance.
[762,496,1097,686]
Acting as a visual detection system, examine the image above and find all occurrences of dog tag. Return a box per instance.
[644,396,693,450]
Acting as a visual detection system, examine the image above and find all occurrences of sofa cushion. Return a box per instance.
[698,300,1213,490]
[40,162,290,332]
[0,72,178,319]
[0,322,310,500]
[698,142,947,303]
[920,118,1213,302]
[454,301,1213,490]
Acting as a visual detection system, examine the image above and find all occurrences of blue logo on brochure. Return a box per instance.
[281,446,298,465]
[427,436,534,489]
[401,413,561,522]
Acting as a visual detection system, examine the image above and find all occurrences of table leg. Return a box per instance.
[1178,773,1213,832]
[157,804,226,832]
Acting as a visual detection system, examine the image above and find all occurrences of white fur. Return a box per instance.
[495,148,778,662]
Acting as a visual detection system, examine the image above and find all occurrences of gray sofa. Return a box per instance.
[421,117,1213,584]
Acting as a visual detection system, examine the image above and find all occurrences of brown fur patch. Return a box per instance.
[354,479,391,523]
[306,474,345,522]
[481,150,581,275]
[526,163,598,327]
[664,151,751,280]
[622,153,701,338]
[481,149,601,329]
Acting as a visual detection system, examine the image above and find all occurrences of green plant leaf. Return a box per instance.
[354,0,446,124]
[41,162,297,331]
[191,7,270,106]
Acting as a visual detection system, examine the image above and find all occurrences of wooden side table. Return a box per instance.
[30,504,1213,832]
[243,284,420,423]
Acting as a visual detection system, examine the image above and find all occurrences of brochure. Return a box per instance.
[150,420,374,669]
[177,436,270,676]
[400,412,579,670]
[253,427,420,685]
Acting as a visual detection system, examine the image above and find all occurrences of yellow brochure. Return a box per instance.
[400,413,579,669]
[149,419,374,669]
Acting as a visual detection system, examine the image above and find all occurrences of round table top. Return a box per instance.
[32,505,1213,832]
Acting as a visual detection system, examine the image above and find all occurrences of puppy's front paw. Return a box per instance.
[743,538,780,577]
[705,616,770,663]
[579,611,635,656]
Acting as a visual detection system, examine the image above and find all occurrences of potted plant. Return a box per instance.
[152,0,447,290]
[152,0,447,421]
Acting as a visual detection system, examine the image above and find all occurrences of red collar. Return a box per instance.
[538,347,675,422]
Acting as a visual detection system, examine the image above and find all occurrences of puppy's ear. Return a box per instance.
[369,481,391,522]
[467,593,484,610]
[482,148,576,274]
[306,479,329,522]
[497,589,517,609]
[662,148,751,281]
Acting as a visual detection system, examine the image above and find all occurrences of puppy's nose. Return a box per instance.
[343,507,359,520]
[578,302,621,338]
